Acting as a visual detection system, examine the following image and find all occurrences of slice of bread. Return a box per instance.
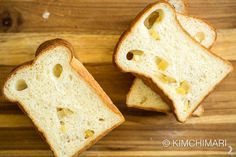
[127,78,204,116]
[127,13,216,117]
[3,39,125,157]
[114,2,233,122]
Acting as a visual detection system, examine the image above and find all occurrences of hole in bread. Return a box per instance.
[126,52,134,60]
[56,108,74,133]
[194,32,205,43]
[57,107,74,119]
[16,79,28,91]
[99,118,105,121]
[53,64,63,78]
[144,9,164,29]
[126,50,144,61]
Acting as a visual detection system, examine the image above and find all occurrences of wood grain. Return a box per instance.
[0,29,236,66]
[0,0,236,156]
[0,0,236,33]
[0,150,234,157]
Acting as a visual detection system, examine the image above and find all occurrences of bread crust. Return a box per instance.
[127,78,204,116]
[113,1,233,122]
[128,104,169,113]
[126,15,217,117]
[126,1,217,117]
[3,38,125,157]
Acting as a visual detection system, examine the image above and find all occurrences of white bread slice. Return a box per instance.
[114,2,233,122]
[167,0,187,14]
[3,39,124,157]
[127,14,216,117]
[127,78,204,116]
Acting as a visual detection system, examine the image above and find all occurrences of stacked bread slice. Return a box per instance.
[126,0,216,117]
[3,39,124,157]
[114,0,233,122]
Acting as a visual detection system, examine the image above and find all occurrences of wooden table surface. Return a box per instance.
[0,0,236,156]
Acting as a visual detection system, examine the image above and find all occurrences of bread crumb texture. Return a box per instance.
[116,2,232,122]
[4,45,123,157]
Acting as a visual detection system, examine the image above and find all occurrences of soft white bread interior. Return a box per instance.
[114,2,233,122]
[127,78,204,116]
[3,39,124,157]
[166,0,216,48]
[167,0,187,14]
[127,12,216,117]
[177,14,216,48]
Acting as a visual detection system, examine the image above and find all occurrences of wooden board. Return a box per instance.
[0,0,236,156]
[0,0,236,33]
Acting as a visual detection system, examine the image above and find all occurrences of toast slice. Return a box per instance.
[114,2,233,122]
[127,79,204,116]
[127,13,216,117]
[3,39,124,157]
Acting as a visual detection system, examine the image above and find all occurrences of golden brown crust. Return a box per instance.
[2,61,32,102]
[71,58,124,117]
[16,102,58,156]
[3,39,125,157]
[113,1,233,122]
[136,74,176,112]
[35,38,74,58]
[128,104,170,113]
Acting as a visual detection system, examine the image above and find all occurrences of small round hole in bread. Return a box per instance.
[53,64,63,78]
[99,118,105,121]
[16,79,28,91]
[126,51,134,60]
[126,50,144,61]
